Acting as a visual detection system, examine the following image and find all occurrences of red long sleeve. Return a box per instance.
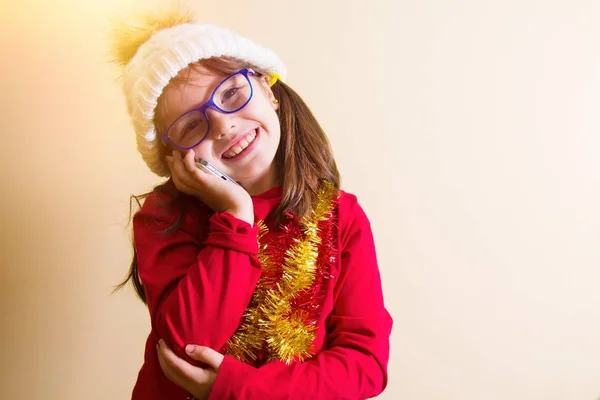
[208,193,393,400]
[134,191,262,356]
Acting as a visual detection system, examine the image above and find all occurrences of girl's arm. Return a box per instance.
[134,191,261,359]
[208,194,393,400]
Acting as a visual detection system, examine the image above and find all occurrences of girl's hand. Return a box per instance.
[156,339,225,400]
[166,149,254,225]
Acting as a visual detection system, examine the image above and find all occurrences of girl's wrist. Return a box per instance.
[226,207,254,226]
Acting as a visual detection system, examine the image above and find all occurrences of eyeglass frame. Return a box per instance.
[161,68,257,150]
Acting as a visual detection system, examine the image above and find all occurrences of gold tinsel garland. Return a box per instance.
[224,182,337,364]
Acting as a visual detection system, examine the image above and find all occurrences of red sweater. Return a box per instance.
[131,185,392,399]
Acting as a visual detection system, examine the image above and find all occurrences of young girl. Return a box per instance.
[112,5,392,399]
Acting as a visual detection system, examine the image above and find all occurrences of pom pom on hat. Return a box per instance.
[109,4,196,68]
[110,3,286,177]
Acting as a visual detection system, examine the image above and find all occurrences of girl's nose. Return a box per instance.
[205,108,235,140]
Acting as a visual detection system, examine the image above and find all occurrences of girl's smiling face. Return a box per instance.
[158,63,281,194]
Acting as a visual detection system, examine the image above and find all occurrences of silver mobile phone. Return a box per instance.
[195,157,242,187]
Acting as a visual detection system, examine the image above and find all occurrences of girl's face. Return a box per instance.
[158,64,281,193]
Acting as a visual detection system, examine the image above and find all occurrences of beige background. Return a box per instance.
[1,0,599,399]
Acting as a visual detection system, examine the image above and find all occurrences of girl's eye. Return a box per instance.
[181,120,198,135]
[222,87,240,101]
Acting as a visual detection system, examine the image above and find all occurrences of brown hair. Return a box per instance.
[115,57,340,303]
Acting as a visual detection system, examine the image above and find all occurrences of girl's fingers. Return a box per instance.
[169,152,200,191]
[185,345,225,369]
[170,168,195,195]
[183,149,198,173]
[158,340,212,384]
[173,151,204,183]
[182,150,215,187]
[157,344,180,385]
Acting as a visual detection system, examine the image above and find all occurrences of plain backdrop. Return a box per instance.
[1,0,599,399]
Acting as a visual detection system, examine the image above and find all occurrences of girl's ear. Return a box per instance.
[258,75,279,110]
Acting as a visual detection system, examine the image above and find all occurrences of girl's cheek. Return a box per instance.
[192,143,212,161]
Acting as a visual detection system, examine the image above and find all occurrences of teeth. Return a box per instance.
[224,131,257,158]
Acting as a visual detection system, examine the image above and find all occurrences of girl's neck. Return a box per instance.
[242,166,279,196]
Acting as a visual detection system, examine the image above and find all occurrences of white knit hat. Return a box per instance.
[111,6,287,177]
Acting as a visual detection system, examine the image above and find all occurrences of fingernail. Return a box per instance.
[186,344,196,353]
